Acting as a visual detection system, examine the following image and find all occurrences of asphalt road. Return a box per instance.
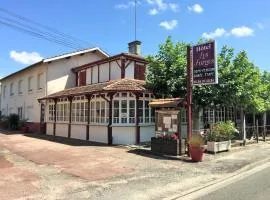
[196,165,270,200]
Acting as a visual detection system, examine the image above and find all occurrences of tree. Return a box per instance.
[146,37,269,115]
[146,36,189,98]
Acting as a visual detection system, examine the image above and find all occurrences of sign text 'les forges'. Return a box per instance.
[192,41,217,85]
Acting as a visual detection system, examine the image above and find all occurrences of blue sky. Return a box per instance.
[0,0,269,78]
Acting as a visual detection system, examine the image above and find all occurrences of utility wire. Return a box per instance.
[0,20,80,49]
[0,7,93,49]
[0,7,89,46]
[0,16,84,49]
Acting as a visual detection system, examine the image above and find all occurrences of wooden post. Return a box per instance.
[86,95,91,140]
[253,113,256,139]
[243,112,246,146]
[186,46,193,156]
[263,112,266,142]
[121,57,125,79]
[108,93,113,145]
[135,94,140,144]
[256,119,259,143]
[68,97,72,138]
[53,98,57,136]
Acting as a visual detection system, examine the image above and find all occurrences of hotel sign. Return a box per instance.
[192,41,218,85]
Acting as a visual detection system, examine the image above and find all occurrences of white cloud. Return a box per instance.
[146,0,179,15]
[202,28,227,39]
[10,50,43,65]
[169,3,179,12]
[230,26,254,37]
[202,26,254,39]
[159,19,178,30]
[115,1,135,9]
[149,8,158,15]
[188,4,204,14]
[256,22,264,30]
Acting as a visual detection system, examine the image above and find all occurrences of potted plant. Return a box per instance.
[189,135,205,162]
[207,121,238,153]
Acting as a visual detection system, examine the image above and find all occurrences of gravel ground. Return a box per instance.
[1,132,270,200]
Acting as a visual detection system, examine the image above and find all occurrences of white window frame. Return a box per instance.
[56,98,69,122]
[10,83,14,96]
[47,100,55,122]
[113,92,136,124]
[3,85,6,98]
[18,80,23,94]
[37,73,43,90]
[71,96,88,123]
[138,93,154,124]
[28,76,33,92]
[90,94,108,124]
[112,92,154,125]
[18,107,23,119]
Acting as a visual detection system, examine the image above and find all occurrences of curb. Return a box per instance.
[167,156,270,200]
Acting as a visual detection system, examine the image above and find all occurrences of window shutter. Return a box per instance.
[79,70,86,86]
[139,65,146,80]
[135,64,146,80]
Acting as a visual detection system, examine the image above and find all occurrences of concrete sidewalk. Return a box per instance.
[0,131,270,200]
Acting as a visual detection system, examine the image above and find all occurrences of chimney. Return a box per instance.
[128,40,141,55]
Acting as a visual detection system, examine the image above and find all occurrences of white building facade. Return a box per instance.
[39,41,156,144]
[0,48,108,132]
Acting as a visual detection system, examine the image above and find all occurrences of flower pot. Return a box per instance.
[190,146,204,162]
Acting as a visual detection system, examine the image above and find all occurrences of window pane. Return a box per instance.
[113,100,119,123]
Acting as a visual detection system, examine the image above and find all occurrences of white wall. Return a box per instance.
[0,63,46,122]
[92,66,98,83]
[47,52,104,95]
[110,60,121,80]
[125,61,134,79]
[89,125,107,143]
[70,124,86,140]
[86,68,92,84]
[140,125,155,142]
[99,63,109,82]
[46,123,54,135]
[55,123,69,137]
[112,126,136,144]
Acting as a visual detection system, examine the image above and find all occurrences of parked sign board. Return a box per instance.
[191,41,218,85]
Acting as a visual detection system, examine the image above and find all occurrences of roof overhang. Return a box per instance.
[0,47,109,82]
[149,98,186,108]
[72,53,149,73]
[44,47,109,63]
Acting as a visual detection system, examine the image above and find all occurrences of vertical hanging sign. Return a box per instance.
[192,41,218,85]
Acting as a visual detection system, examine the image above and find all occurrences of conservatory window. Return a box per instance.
[90,97,108,124]
[227,107,235,121]
[215,107,225,123]
[48,102,55,122]
[113,100,119,123]
[138,100,144,123]
[129,100,135,123]
[121,100,127,123]
[144,100,150,123]
[56,98,69,122]
[71,96,88,123]
[96,101,100,123]
[90,102,95,123]
[100,101,106,123]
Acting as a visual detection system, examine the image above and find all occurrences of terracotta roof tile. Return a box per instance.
[149,98,186,108]
[39,79,150,100]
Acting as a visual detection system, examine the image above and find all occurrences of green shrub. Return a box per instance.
[208,121,239,142]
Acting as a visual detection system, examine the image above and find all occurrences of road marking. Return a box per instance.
[167,158,270,200]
